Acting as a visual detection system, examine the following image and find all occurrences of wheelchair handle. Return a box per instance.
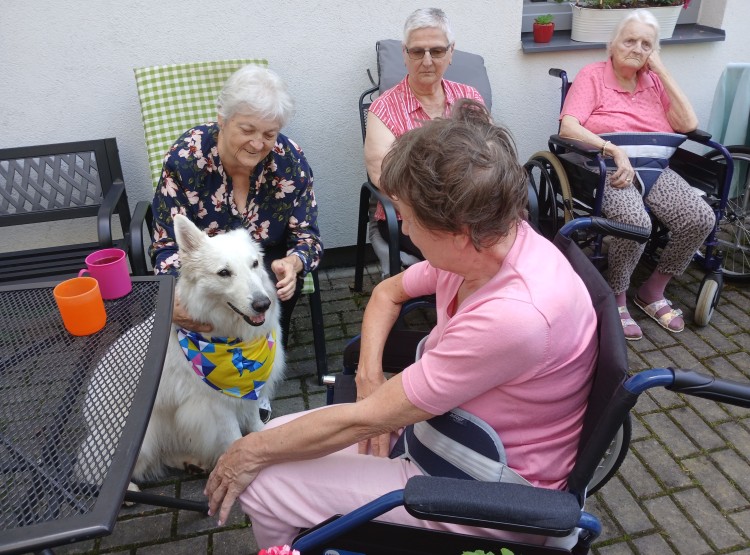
[669,369,750,409]
[559,217,650,243]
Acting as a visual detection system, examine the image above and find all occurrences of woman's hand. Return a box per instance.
[608,145,637,189]
[643,50,667,77]
[271,255,303,301]
[172,297,213,332]
[204,435,262,526]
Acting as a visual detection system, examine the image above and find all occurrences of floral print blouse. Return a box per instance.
[150,123,322,276]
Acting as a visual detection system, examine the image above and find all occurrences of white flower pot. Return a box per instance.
[570,4,682,43]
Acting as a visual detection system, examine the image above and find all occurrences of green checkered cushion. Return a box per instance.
[134,58,268,189]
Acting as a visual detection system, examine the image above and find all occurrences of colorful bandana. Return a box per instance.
[176,328,277,400]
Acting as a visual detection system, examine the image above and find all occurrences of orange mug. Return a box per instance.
[53,276,107,336]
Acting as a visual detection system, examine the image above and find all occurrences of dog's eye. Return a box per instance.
[217,268,232,277]
[252,260,259,269]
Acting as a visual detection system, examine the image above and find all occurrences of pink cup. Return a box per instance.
[78,248,132,300]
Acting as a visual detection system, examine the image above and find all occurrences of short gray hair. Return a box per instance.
[608,8,661,55]
[403,8,455,45]
[216,65,294,128]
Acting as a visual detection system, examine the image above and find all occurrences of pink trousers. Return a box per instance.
[239,406,545,550]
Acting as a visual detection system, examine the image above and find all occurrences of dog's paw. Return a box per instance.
[183,461,208,475]
[123,481,141,507]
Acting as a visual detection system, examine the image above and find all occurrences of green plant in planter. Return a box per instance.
[535,14,555,24]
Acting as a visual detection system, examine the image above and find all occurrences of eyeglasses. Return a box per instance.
[405,45,451,60]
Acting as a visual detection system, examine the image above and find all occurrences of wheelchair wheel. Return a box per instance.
[694,272,722,327]
[699,146,750,281]
[524,151,574,239]
[587,415,631,496]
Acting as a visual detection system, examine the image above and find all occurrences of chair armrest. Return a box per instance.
[685,128,712,144]
[404,476,582,537]
[549,135,600,159]
[362,179,401,275]
[97,178,126,247]
[129,200,153,276]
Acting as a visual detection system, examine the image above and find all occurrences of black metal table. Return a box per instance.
[0,276,174,555]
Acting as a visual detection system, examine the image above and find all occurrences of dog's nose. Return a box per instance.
[251,296,271,314]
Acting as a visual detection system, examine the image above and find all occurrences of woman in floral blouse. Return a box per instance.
[150,65,322,350]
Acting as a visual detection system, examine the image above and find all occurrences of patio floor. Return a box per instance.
[51,260,750,555]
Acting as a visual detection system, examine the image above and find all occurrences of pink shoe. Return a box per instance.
[634,296,684,333]
[618,306,642,341]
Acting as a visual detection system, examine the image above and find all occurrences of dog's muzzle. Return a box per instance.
[227,301,266,327]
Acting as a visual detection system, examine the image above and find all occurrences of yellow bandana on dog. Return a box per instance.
[177,328,277,400]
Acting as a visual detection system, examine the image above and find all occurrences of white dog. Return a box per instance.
[77,215,285,486]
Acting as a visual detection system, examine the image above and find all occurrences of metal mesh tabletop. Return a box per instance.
[0,276,173,554]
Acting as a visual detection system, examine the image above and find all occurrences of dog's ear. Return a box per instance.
[173,214,206,254]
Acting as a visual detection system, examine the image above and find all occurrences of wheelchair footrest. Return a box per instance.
[404,476,581,537]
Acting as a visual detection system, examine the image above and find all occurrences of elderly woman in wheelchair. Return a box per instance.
[205,100,597,549]
[558,10,715,340]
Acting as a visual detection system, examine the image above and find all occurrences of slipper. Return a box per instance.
[618,306,642,341]
[634,296,684,333]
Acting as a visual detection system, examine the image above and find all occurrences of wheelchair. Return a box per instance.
[524,68,749,327]
[297,217,750,555]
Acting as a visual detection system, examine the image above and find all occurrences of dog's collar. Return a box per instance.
[176,328,277,400]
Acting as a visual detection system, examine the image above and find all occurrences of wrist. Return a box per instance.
[600,140,611,157]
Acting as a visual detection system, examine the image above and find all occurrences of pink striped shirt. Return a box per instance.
[370,76,484,220]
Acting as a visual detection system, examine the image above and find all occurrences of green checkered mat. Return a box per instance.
[134,58,268,190]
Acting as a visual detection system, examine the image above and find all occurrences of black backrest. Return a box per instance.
[552,233,640,498]
[0,138,126,227]
[359,85,379,145]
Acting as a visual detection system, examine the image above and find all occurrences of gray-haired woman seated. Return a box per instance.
[205,100,597,550]
[150,65,322,349]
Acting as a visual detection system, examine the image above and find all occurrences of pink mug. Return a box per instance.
[79,248,132,300]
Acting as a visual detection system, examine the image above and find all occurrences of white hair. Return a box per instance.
[608,9,661,55]
[403,8,455,45]
[216,65,294,128]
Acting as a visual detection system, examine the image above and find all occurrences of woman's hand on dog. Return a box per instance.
[271,255,303,301]
[172,298,213,332]
[205,435,261,526]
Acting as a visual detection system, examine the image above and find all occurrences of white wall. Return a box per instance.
[2,0,748,253]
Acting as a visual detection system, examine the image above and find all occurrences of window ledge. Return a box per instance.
[521,24,725,53]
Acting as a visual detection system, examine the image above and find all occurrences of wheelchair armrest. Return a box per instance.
[404,476,582,537]
[549,134,600,158]
[96,178,126,247]
[129,200,153,276]
[685,128,712,144]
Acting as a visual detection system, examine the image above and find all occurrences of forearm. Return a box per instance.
[357,276,410,381]
[648,62,697,132]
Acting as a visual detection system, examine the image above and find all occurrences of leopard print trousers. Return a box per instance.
[601,168,716,295]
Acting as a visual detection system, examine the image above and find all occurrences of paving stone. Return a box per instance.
[597,477,653,534]
[617,449,661,497]
[710,449,750,499]
[135,535,207,554]
[101,513,173,549]
[729,509,750,541]
[682,394,731,424]
[53,539,98,554]
[669,407,726,451]
[595,541,635,554]
[632,532,676,555]
[645,386,684,410]
[642,412,697,459]
[683,456,748,511]
[587,495,622,543]
[631,439,692,489]
[716,421,750,460]
[661,345,702,370]
[628,417,650,442]
[212,527,258,555]
[644,495,711,555]
[273,395,307,417]
[704,355,750,381]
[674,487,744,550]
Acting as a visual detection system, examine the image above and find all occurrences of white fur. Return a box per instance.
[77,215,284,485]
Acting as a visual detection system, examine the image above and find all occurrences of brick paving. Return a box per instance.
[49,261,749,555]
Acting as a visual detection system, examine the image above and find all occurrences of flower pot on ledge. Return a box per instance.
[533,22,555,43]
[570,3,682,43]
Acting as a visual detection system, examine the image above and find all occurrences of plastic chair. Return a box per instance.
[130,59,328,384]
[524,67,745,327]
[353,40,493,291]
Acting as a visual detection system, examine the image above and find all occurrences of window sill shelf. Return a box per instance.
[521,24,725,53]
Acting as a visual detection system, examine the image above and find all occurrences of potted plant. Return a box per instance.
[533,14,555,43]
[571,0,690,43]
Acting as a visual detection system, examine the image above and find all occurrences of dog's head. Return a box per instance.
[172,214,278,335]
